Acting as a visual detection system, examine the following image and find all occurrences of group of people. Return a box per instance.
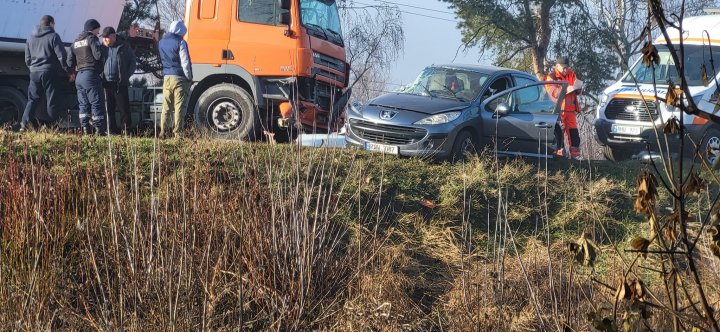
[21,15,193,138]
[21,14,584,157]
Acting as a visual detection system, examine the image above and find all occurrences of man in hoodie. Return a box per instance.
[159,20,193,138]
[19,15,68,132]
[101,27,136,134]
[67,19,106,135]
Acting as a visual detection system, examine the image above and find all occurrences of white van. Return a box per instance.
[594,15,720,162]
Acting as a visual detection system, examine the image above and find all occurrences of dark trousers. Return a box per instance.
[104,82,131,133]
[554,123,581,151]
[22,70,63,125]
[76,70,106,133]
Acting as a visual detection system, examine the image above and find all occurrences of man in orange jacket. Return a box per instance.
[545,56,582,159]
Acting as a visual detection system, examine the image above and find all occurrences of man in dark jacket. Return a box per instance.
[159,20,193,138]
[101,27,136,134]
[67,19,106,135]
[19,15,68,132]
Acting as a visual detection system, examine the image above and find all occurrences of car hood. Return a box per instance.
[368,93,470,115]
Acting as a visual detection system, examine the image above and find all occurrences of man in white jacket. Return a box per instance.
[158,20,193,138]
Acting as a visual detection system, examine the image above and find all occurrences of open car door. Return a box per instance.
[479,81,568,157]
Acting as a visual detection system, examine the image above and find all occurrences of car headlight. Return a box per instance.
[414,111,462,125]
[349,101,363,115]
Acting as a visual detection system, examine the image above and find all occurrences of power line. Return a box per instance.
[351,1,459,23]
[367,0,456,15]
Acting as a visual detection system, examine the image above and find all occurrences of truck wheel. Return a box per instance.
[450,130,478,162]
[602,145,633,162]
[194,83,260,140]
[0,86,26,126]
[701,128,720,166]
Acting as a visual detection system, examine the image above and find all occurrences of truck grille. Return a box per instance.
[605,98,658,122]
[316,81,336,111]
[314,52,346,74]
[349,119,427,145]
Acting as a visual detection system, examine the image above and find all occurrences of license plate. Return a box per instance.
[611,124,641,135]
[365,142,399,155]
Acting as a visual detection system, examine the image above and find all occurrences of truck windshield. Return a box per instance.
[623,45,720,86]
[400,67,489,102]
[300,0,343,44]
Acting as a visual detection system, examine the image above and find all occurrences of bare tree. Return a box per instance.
[581,0,716,71]
[157,0,185,27]
[340,1,404,102]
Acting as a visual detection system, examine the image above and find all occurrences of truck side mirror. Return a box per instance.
[279,0,291,10]
[280,12,291,25]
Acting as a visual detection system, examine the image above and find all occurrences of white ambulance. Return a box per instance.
[594,14,720,162]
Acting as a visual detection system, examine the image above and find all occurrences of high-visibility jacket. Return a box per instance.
[545,67,579,113]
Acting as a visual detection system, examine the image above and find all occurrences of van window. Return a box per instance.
[239,0,286,25]
[624,45,720,86]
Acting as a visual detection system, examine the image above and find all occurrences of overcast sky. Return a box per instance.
[375,0,491,88]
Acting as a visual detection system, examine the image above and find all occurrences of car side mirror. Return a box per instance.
[615,72,624,80]
[495,102,511,117]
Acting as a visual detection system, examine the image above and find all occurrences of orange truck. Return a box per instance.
[184,0,350,141]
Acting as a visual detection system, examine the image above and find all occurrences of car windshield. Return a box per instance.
[623,44,720,86]
[300,0,343,43]
[400,67,489,102]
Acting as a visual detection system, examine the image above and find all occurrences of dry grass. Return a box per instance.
[0,131,717,330]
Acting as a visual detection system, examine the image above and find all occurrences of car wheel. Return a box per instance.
[0,86,26,127]
[194,83,260,140]
[602,145,633,162]
[701,128,720,166]
[451,130,478,162]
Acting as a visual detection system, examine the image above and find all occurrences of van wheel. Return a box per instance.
[451,130,478,162]
[0,86,26,126]
[701,128,720,166]
[194,83,260,140]
[602,145,633,162]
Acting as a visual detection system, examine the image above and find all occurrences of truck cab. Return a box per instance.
[594,15,720,162]
[185,0,350,141]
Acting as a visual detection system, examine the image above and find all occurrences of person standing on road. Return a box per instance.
[101,27,136,135]
[546,56,583,160]
[159,20,193,139]
[18,15,68,132]
[67,19,106,135]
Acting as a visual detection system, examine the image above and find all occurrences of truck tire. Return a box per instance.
[194,83,260,140]
[602,145,633,162]
[450,130,478,162]
[0,86,26,127]
[701,128,720,166]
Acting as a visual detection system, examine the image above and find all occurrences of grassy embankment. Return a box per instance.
[2,131,716,330]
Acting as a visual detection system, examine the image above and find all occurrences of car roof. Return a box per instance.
[432,64,533,78]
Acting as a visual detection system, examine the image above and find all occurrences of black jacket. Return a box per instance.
[67,31,103,72]
[103,38,137,86]
[24,26,67,73]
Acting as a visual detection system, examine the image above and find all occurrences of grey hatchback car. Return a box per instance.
[345,64,568,160]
